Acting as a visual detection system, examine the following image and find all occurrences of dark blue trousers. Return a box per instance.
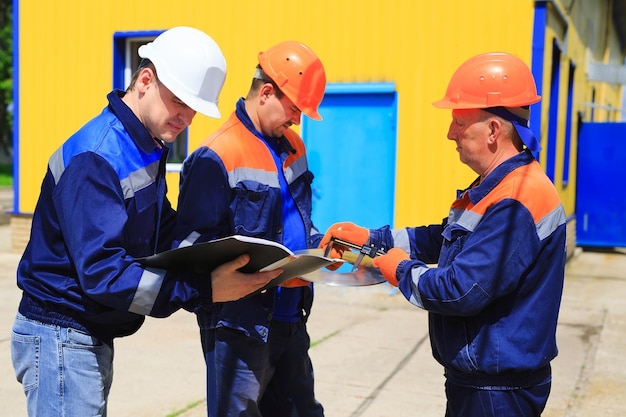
[259,320,324,417]
[198,314,323,417]
[444,375,551,417]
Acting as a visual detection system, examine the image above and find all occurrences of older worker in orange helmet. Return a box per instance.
[320,52,567,417]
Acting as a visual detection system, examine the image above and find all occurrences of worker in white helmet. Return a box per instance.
[11,26,279,417]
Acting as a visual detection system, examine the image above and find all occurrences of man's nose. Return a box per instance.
[291,111,302,126]
[182,107,197,126]
[446,123,456,140]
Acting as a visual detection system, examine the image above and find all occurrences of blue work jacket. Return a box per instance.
[175,100,319,342]
[17,90,207,344]
[370,150,567,385]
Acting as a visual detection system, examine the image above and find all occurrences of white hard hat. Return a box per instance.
[138,26,226,118]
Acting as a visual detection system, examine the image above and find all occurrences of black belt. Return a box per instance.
[445,364,551,389]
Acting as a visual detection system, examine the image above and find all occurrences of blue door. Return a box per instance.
[302,83,397,233]
[576,122,626,247]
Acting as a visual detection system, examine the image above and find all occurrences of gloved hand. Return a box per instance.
[319,222,369,271]
[279,277,311,288]
[372,248,410,287]
[319,222,369,252]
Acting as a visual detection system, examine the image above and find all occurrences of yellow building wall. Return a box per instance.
[33,0,626,239]
[17,0,538,228]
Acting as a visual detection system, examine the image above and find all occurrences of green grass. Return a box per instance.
[310,329,341,348]
[165,400,204,417]
[0,163,12,186]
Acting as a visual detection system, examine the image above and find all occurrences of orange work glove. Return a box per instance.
[319,222,369,251]
[279,277,311,288]
[372,248,410,287]
[319,222,369,271]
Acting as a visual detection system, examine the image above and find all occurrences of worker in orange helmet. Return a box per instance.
[319,52,567,417]
[174,41,327,417]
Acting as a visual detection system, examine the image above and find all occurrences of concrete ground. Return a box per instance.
[1,219,626,416]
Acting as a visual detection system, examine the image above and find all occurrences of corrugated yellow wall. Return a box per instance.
[16,0,539,227]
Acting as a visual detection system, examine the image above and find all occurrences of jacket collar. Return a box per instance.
[465,149,535,204]
[107,90,161,154]
[235,98,296,155]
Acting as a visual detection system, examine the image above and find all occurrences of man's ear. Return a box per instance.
[259,83,274,100]
[136,67,156,92]
[487,118,502,144]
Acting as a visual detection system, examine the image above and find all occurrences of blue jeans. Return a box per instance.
[11,313,114,417]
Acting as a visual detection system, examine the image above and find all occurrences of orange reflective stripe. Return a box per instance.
[451,161,562,227]
[199,112,309,188]
[475,162,561,223]
[202,113,278,174]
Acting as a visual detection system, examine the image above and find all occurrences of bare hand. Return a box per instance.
[210,254,282,302]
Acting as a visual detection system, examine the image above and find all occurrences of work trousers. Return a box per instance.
[259,320,324,417]
[444,374,551,417]
[198,314,323,417]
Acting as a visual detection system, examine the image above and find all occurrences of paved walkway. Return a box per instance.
[1,220,626,416]
[0,186,12,225]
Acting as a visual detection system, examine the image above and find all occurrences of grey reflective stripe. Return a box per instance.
[128,267,166,315]
[179,231,201,248]
[227,166,279,188]
[120,160,160,200]
[451,203,565,240]
[407,265,429,308]
[50,148,159,200]
[391,228,411,253]
[537,205,566,241]
[49,148,65,184]
[449,208,482,233]
[284,155,307,185]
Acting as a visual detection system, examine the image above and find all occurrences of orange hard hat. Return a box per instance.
[432,52,541,109]
[258,41,326,120]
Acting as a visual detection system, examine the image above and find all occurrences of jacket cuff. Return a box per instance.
[367,225,392,253]
[185,272,213,311]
